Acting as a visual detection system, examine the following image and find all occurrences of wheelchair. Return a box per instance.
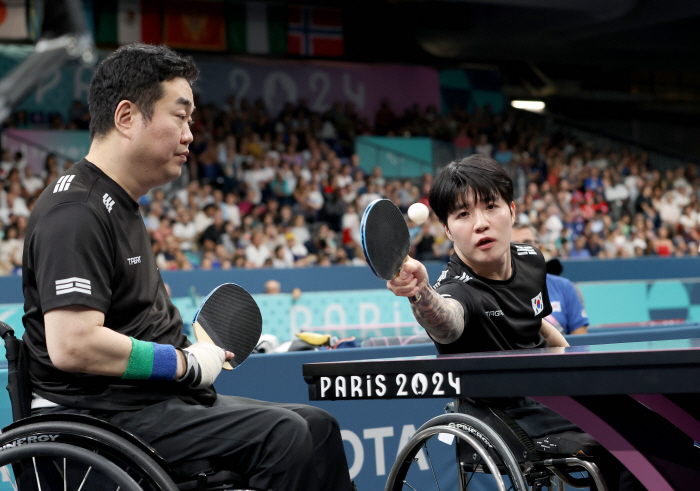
[385,398,610,491]
[0,321,257,491]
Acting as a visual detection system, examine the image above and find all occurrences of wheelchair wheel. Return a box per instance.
[0,441,143,491]
[385,413,528,491]
[0,420,178,491]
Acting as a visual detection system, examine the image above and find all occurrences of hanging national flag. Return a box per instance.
[94,0,161,46]
[287,5,343,58]
[0,0,28,40]
[226,1,287,55]
[163,0,226,51]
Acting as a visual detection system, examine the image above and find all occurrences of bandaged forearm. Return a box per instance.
[121,337,178,380]
[176,341,225,389]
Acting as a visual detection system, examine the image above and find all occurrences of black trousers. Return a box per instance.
[38,395,353,491]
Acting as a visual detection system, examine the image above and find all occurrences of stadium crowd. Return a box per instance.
[0,97,698,275]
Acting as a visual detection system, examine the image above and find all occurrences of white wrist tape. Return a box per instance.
[183,341,226,389]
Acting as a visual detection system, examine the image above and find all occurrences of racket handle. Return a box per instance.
[409,292,422,304]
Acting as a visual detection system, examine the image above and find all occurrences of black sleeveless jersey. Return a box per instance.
[431,243,552,354]
[22,159,216,410]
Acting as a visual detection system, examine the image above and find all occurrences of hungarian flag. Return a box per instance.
[0,0,28,40]
[163,1,226,51]
[226,1,287,55]
[94,0,161,45]
[287,5,343,58]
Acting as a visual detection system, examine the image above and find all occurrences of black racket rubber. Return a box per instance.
[193,283,262,368]
[361,199,411,280]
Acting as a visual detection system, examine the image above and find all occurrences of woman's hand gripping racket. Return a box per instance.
[361,199,422,303]
[192,283,262,370]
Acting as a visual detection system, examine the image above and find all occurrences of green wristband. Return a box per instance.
[121,337,154,380]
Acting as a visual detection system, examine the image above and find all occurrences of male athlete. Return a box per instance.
[22,44,353,491]
[387,154,646,490]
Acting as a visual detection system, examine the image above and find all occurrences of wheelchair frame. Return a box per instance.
[385,400,609,491]
[0,321,255,491]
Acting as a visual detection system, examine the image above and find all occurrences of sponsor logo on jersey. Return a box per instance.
[433,270,448,289]
[485,310,505,317]
[55,277,91,295]
[516,245,537,255]
[531,292,544,315]
[455,272,472,283]
[103,193,115,213]
[551,301,562,312]
[127,256,141,265]
[53,174,75,193]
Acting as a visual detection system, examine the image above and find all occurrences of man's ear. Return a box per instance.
[114,100,137,138]
[510,201,516,224]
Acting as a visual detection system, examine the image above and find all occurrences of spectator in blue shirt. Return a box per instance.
[512,223,589,334]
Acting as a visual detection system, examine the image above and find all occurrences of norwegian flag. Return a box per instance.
[287,5,344,58]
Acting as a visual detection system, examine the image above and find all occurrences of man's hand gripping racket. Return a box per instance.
[361,199,423,303]
[191,283,263,371]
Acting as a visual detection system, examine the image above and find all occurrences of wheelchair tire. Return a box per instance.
[385,413,528,491]
[0,441,143,491]
[0,420,179,491]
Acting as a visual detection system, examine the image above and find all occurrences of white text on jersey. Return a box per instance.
[103,193,115,213]
[485,310,505,317]
[127,256,141,265]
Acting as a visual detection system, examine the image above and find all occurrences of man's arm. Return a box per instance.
[44,306,186,377]
[540,318,569,347]
[387,257,465,344]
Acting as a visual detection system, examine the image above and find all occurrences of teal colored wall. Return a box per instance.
[578,279,700,326]
[355,136,433,178]
[4,279,700,345]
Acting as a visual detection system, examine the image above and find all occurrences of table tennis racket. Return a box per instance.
[360,198,421,303]
[192,283,262,370]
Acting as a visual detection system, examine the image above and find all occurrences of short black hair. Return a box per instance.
[429,154,513,225]
[88,44,199,140]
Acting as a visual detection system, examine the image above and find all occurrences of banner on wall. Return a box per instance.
[195,57,441,120]
[3,130,90,172]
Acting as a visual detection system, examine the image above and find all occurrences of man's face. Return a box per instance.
[131,77,194,187]
[445,192,515,273]
[511,227,537,246]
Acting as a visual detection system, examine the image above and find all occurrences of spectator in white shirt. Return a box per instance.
[658,192,681,226]
[245,230,270,268]
[21,166,45,196]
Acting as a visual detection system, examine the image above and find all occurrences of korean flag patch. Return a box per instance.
[531,292,544,316]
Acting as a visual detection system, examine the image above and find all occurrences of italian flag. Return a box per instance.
[94,0,162,46]
[226,1,287,55]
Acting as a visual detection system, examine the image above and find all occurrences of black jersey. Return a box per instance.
[22,160,216,411]
[431,243,552,354]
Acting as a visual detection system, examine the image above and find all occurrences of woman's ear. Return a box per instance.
[444,225,452,241]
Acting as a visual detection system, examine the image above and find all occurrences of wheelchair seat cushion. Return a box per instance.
[532,430,600,458]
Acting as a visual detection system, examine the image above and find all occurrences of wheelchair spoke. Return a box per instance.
[76,465,93,491]
[401,481,418,491]
[1,465,17,491]
[33,457,43,491]
[423,443,441,491]
[464,454,481,488]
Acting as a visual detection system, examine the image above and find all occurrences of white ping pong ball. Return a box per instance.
[408,203,430,224]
